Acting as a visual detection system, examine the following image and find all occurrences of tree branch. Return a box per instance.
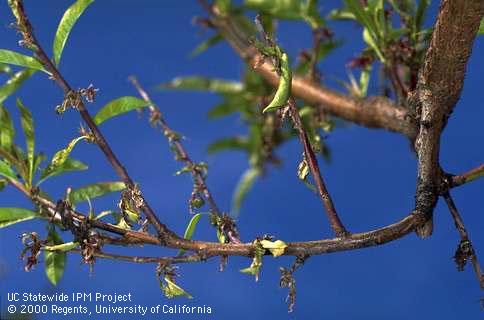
[412,0,484,237]
[68,250,203,265]
[449,164,484,188]
[442,192,483,288]
[288,98,348,236]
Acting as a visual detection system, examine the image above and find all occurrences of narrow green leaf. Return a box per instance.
[46,136,86,175]
[244,0,303,20]
[32,152,46,176]
[68,181,126,205]
[328,8,356,20]
[231,167,260,216]
[345,0,379,38]
[190,33,223,57]
[0,146,27,181]
[44,241,79,252]
[207,137,250,154]
[44,228,66,286]
[240,240,265,281]
[38,158,87,185]
[159,76,244,95]
[53,0,94,66]
[0,69,35,104]
[0,207,39,228]
[177,213,206,256]
[302,0,325,28]
[358,65,372,97]
[93,96,149,125]
[0,63,12,75]
[0,50,48,73]
[263,53,292,112]
[16,98,34,184]
[0,105,15,150]
[363,27,385,62]
[0,159,17,181]
[215,0,231,15]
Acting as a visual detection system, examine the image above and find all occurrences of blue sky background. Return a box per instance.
[0,1,483,319]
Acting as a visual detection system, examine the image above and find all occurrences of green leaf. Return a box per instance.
[45,136,86,177]
[68,181,126,205]
[231,167,260,216]
[215,0,231,14]
[16,98,34,184]
[0,50,48,73]
[190,33,223,57]
[0,207,39,228]
[240,240,265,281]
[262,53,292,112]
[159,76,244,95]
[177,213,206,256]
[0,69,35,104]
[44,228,66,286]
[244,0,303,20]
[328,8,356,20]
[260,239,287,257]
[0,105,15,151]
[32,152,46,176]
[345,0,379,37]
[0,145,28,181]
[207,137,250,154]
[93,96,149,125]
[302,0,325,28]
[363,27,385,62]
[0,159,17,181]
[53,0,94,66]
[161,278,193,299]
[38,158,88,185]
[0,63,12,75]
[44,241,79,252]
[358,65,372,97]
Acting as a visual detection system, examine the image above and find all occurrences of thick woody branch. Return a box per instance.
[413,0,484,237]
[9,172,423,259]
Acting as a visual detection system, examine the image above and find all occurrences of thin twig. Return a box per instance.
[443,192,483,289]
[288,98,348,237]
[129,77,241,244]
[67,249,203,264]
[129,78,220,216]
[449,164,484,188]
